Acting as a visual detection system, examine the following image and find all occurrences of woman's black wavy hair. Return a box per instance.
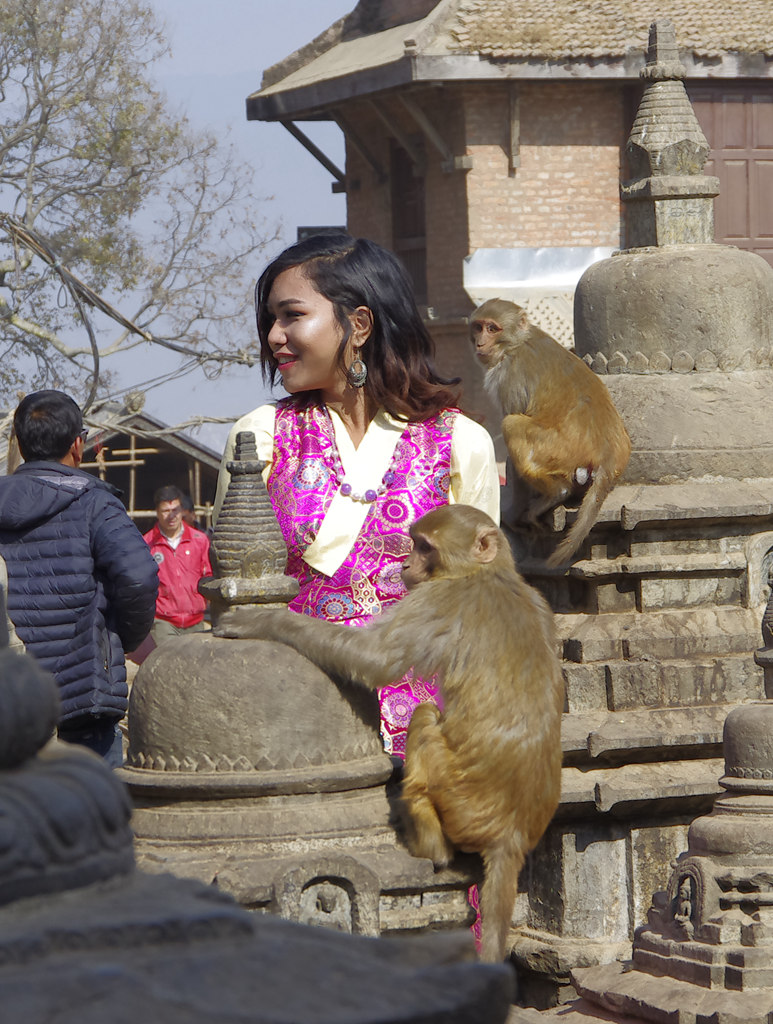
[254,234,461,421]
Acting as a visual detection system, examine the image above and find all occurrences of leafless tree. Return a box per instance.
[0,0,278,405]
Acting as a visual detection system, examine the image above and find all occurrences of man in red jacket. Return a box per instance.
[143,485,212,644]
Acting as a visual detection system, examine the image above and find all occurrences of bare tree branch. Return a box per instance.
[0,0,278,404]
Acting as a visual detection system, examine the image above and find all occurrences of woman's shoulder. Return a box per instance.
[452,411,496,453]
[232,402,278,431]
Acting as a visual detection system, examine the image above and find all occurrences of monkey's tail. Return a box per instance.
[479,843,524,962]
[546,466,614,569]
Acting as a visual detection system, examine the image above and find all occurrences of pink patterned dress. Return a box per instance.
[267,398,457,757]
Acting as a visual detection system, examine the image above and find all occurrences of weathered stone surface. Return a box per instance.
[0,620,134,904]
[559,606,763,664]
[123,629,481,937]
[126,633,387,783]
[563,703,773,1021]
[629,823,690,931]
[562,663,607,713]
[0,649,59,769]
[575,249,773,381]
[508,21,773,1005]
[573,960,773,1024]
[605,654,759,711]
[559,759,722,815]
[603,372,773,483]
[0,871,515,1024]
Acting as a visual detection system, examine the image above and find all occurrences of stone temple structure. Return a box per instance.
[511,697,773,1023]
[0,558,514,1023]
[508,18,773,1006]
[121,432,480,942]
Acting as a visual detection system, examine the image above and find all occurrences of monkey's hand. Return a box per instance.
[213,605,290,640]
[214,605,402,689]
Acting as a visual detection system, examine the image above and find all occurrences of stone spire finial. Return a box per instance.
[622,18,720,248]
[640,18,686,82]
[200,431,299,622]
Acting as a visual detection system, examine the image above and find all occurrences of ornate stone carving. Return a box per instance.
[581,346,773,374]
[622,19,719,249]
[200,430,299,619]
[122,443,478,944]
[572,703,773,1019]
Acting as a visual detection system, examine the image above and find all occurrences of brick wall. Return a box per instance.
[339,80,628,447]
[464,81,625,251]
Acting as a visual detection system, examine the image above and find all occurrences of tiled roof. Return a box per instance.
[448,0,773,60]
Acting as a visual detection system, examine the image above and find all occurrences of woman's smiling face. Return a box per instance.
[266,265,350,401]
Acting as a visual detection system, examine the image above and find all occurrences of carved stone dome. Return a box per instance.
[720,701,773,793]
[125,633,390,794]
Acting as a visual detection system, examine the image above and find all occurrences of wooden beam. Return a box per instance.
[332,109,387,184]
[398,94,472,173]
[280,120,346,189]
[509,83,521,173]
[368,99,425,174]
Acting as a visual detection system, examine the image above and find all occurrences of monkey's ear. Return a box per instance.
[473,526,500,564]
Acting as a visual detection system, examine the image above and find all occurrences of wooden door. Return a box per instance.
[689,83,773,267]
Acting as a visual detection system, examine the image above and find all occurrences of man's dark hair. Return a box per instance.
[13,390,83,462]
[153,485,184,507]
[180,493,194,512]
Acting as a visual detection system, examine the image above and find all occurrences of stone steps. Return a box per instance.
[557,605,762,663]
[561,705,728,763]
[560,756,723,815]
[563,651,763,714]
[566,550,746,579]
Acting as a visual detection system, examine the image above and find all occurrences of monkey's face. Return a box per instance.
[470,317,503,368]
[401,533,436,590]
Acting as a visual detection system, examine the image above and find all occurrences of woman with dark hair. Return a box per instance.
[215,234,499,756]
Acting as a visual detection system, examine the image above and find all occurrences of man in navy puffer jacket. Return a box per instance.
[0,390,158,765]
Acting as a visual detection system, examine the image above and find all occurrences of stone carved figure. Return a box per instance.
[673,875,695,939]
[299,880,353,933]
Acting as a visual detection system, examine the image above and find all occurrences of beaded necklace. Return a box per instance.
[325,414,400,504]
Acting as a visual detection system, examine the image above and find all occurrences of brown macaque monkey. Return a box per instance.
[217,505,564,962]
[470,298,631,568]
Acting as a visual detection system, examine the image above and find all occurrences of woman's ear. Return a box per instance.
[350,305,373,348]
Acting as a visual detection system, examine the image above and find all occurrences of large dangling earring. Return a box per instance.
[347,357,368,388]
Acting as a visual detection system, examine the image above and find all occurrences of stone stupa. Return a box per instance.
[508,18,773,1006]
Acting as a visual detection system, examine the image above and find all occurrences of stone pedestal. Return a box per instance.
[121,632,479,935]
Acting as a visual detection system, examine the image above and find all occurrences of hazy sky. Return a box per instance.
[114,0,355,451]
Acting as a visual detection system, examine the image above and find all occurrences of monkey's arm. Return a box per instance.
[214,605,413,689]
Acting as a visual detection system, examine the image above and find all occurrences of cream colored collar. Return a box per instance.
[303,407,405,577]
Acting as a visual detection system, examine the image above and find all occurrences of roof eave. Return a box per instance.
[247,55,417,121]
[247,51,773,122]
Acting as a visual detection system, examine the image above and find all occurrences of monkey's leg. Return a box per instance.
[401,703,455,868]
[502,414,573,506]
